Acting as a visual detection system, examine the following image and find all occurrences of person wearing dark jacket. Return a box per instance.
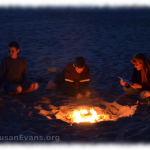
[120,53,150,101]
[63,57,90,99]
[46,56,90,99]
[0,41,39,94]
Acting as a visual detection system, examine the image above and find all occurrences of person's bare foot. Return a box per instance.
[125,92,130,95]
[8,92,15,95]
[45,80,56,91]
[21,83,38,94]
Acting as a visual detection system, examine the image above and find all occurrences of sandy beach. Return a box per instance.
[0,8,150,143]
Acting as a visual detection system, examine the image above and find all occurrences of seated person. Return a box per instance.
[46,56,91,99]
[120,53,150,101]
[0,41,39,94]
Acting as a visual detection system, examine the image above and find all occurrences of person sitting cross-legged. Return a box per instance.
[120,53,150,101]
[0,41,39,94]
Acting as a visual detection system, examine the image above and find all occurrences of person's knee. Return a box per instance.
[123,86,128,92]
[34,82,39,90]
[123,86,142,96]
[31,82,39,90]
[145,97,150,102]
[123,86,133,95]
[15,86,22,94]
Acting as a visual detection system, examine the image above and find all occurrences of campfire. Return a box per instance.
[35,98,138,126]
[62,108,109,125]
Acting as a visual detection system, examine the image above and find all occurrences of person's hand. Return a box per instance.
[144,91,150,98]
[120,80,129,86]
[45,80,56,91]
[85,90,91,98]
[131,83,142,89]
[76,93,83,99]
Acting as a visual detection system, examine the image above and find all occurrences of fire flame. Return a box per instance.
[69,108,106,123]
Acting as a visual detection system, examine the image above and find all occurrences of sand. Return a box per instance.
[0,8,150,143]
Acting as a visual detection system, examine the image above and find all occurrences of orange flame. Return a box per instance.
[70,108,106,123]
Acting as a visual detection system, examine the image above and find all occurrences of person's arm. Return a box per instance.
[143,72,150,97]
[131,83,142,89]
[63,68,78,96]
[141,71,150,97]
[21,59,27,83]
[78,80,90,94]
[78,68,90,95]
[141,71,150,91]
[64,81,79,96]
[130,68,141,84]
[124,68,141,88]
[0,59,6,91]
[129,68,142,89]
[120,80,129,86]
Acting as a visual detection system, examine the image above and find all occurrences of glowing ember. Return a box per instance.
[68,108,107,123]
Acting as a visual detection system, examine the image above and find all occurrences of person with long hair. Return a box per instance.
[120,53,150,101]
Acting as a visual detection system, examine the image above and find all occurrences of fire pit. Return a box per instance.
[55,105,115,126]
[35,97,137,125]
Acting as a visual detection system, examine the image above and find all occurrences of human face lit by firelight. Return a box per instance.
[8,47,19,59]
[75,67,84,73]
[134,61,142,71]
